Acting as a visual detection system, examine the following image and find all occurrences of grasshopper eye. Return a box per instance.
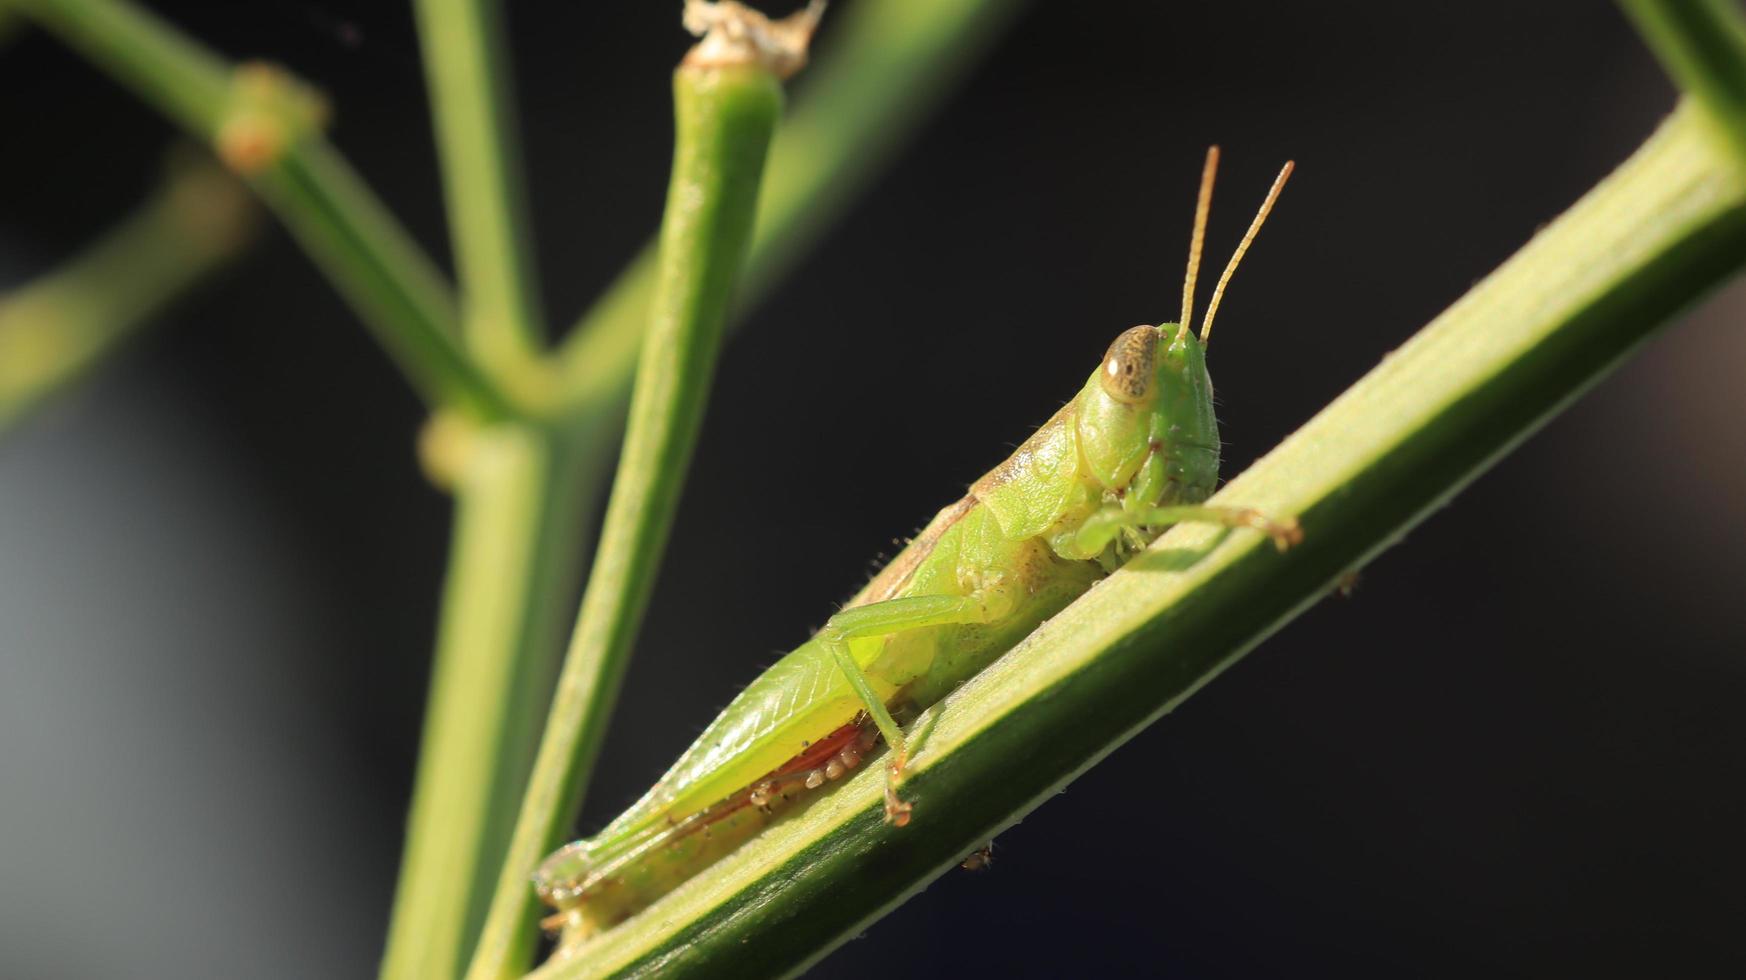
[1098,325,1158,404]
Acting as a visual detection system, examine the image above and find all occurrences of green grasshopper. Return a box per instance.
[535,147,1300,944]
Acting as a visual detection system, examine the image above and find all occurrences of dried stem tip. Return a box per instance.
[682,1,825,78]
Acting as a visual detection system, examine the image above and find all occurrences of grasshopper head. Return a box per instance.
[1072,148,1293,512]
[1075,323,1219,508]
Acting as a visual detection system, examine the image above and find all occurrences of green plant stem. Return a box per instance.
[16,0,509,419]
[464,54,786,980]
[9,0,227,135]
[259,143,508,418]
[0,153,256,431]
[380,425,602,980]
[1623,0,1746,165]
[530,102,1746,978]
[413,0,546,379]
[555,0,1023,410]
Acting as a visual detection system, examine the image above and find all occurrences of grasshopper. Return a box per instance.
[536,147,1299,943]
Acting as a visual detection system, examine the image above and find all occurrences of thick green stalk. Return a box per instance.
[413,0,547,379]
[555,0,1023,408]
[0,153,255,432]
[464,45,788,980]
[530,104,1746,978]
[381,424,600,980]
[15,0,508,418]
[1623,0,1746,165]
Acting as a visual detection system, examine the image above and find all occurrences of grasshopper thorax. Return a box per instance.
[1075,324,1219,510]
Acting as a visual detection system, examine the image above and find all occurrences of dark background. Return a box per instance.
[3,2,1743,977]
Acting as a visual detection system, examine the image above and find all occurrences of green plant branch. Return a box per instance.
[413,0,547,379]
[15,0,510,419]
[529,102,1746,978]
[465,32,793,980]
[260,142,508,417]
[380,424,604,980]
[554,0,1024,409]
[8,0,228,135]
[0,151,256,432]
[1623,0,1746,165]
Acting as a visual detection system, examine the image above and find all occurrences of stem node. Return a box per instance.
[216,62,326,175]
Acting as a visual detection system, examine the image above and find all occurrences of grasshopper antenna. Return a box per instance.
[1176,146,1220,346]
[1200,160,1294,346]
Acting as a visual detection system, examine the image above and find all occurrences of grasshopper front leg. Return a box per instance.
[818,589,1015,826]
[1058,503,1302,560]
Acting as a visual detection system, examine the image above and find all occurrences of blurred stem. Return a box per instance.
[465,37,789,980]
[381,423,603,980]
[14,0,512,419]
[554,0,1024,411]
[260,143,510,418]
[413,0,547,381]
[1621,0,1746,166]
[376,5,564,976]
[7,0,228,135]
[0,153,256,432]
[533,101,1746,979]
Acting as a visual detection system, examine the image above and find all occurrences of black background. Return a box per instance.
[2,2,1743,977]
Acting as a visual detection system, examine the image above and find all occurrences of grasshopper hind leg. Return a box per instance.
[817,589,1015,825]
